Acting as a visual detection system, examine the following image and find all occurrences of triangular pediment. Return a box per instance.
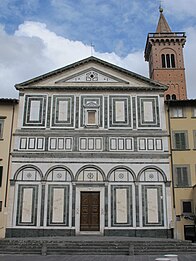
[15,56,167,92]
[55,67,128,84]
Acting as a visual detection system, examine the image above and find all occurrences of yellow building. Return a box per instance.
[166,99,196,242]
[0,99,18,238]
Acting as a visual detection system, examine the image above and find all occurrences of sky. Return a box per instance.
[0,0,196,98]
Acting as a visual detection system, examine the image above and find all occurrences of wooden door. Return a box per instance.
[80,192,100,231]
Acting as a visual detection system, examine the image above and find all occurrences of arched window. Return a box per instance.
[172,94,176,100]
[166,94,170,100]
[161,54,166,68]
[171,54,175,68]
[161,53,176,68]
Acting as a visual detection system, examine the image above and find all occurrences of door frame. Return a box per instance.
[75,186,104,235]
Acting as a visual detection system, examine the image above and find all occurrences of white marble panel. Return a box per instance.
[65,138,71,149]
[20,138,27,149]
[156,139,162,150]
[88,138,94,150]
[95,138,102,150]
[58,138,64,150]
[126,138,132,150]
[147,188,159,223]
[118,139,124,150]
[116,188,127,223]
[80,138,87,150]
[52,188,65,223]
[50,138,57,150]
[29,100,40,121]
[143,101,153,122]
[37,138,44,149]
[21,188,33,223]
[29,138,35,149]
[147,139,154,150]
[139,139,146,150]
[115,101,125,122]
[110,138,117,150]
[58,100,68,121]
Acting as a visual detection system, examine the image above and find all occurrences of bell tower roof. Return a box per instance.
[156,7,171,33]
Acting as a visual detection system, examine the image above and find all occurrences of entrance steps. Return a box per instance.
[0,237,196,255]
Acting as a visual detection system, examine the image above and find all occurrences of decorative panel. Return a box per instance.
[138,138,163,151]
[19,137,45,151]
[16,185,38,226]
[139,169,164,182]
[111,185,132,226]
[51,95,74,127]
[109,96,131,128]
[79,137,103,151]
[109,137,133,151]
[109,169,134,182]
[77,168,104,182]
[48,137,73,151]
[47,185,69,226]
[55,68,125,83]
[47,168,72,181]
[16,168,41,181]
[23,95,47,127]
[142,185,164,226]
[137,96,160,128]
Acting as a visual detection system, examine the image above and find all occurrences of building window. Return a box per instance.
[174,166,190,187]
[182,201,192,214]
[0,166,2,187]
[0,119,4,138]
[161,54,175,68]
[166,94,170,100]
[192,108,196,117]
[170,107,184,117]
[0,201,2,212]
[83,101,99,127]
[171,94,176,100]
[173,131,188,150]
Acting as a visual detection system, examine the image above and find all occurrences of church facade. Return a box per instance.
[6,57,173,238]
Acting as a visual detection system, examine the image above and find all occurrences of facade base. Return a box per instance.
[6,228,173,239]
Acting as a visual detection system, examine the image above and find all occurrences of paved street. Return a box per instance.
[0,254,196,261]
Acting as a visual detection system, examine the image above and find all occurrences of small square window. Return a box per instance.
[182,201,192,213]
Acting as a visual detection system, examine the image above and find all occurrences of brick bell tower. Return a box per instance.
[144,7,187,100]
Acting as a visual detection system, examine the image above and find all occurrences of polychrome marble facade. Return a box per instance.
[6,57,172,238]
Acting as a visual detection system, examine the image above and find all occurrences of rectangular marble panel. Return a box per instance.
[147,188,159,223]
[116,188,128,223]
[143,101,153,122]
[58,138,64,150]
[50,138,57,150]
[21,188,33,223]
[29,100,41,121]
[126,138,132,150]
[115,101,125,122]
[58,100,68,121]
[118,139,124,150]
[52,188,65,223]
[65,138,72,149]
[110,138,117,150]
[95,138,102,150]
[20,138,27,149]
[80,138,87,150]
[156,139,163,150]
[28,138,35,149]
[88,138,94,150]
[139,139,146,150]
[37,138,44,149]
[147,139,154,150]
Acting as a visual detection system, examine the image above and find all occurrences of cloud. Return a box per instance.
[164,0,196,19]
[0,20,195,99]
[0,21,148,98]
